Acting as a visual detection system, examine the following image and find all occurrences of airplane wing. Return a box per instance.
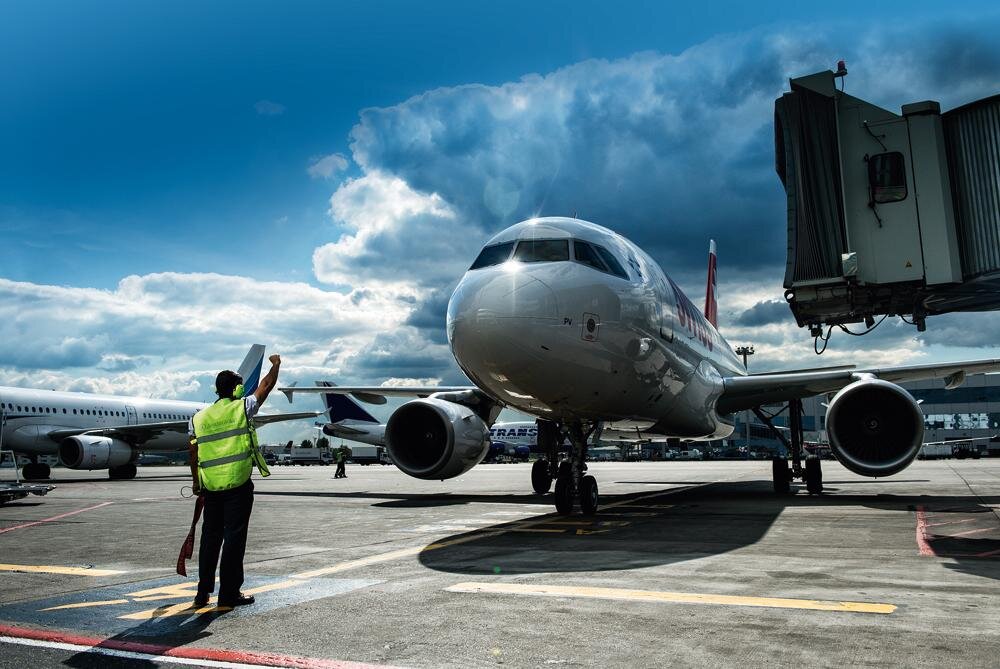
[717,358,1000,413]
[280,385,476,405]
[44,411,324,444]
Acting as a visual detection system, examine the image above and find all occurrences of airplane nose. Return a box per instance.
[447,267,559,372]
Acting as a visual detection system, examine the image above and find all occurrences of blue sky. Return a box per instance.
[2,1,1000,439]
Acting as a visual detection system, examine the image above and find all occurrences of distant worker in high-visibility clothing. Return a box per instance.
[188,354,281,609]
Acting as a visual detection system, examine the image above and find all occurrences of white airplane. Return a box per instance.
[0,345,322,481]
[282,217,1000,514]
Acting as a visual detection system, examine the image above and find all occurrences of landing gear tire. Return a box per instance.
[771,457,790,495]
[531,459,552,495]
[579,475,599,515]
[22,463,51,480]
[554,474,574,515]
[109,464,138,480]
[804,457,823,495]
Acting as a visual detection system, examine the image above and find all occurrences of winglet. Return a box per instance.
[281,381,298,403]
[704,240,718,328]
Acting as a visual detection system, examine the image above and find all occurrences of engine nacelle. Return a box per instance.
[59,436,136,470]
[826,379,924,477]
[384,398,490,480]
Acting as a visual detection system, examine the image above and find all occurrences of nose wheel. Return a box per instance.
[546,420,599,514]
[531,458,553,495]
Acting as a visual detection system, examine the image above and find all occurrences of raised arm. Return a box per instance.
[253,354,282,405]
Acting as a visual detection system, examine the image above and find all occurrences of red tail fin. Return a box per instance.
[704,240,718,328]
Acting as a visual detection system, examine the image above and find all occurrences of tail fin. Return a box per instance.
[704,240,718,328]
[236,344,266,397]
[316,381,379,424]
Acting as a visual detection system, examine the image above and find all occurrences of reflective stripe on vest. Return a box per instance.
[192,398,255,491]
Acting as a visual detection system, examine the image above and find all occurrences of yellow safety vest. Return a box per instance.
[193,398,270,491]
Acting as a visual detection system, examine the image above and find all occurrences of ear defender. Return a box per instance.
[232,384,245,399]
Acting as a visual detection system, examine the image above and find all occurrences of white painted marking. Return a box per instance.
[0,635,265,669]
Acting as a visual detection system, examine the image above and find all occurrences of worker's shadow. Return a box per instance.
[61,605,230,668]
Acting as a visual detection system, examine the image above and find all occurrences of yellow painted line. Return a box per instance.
[0,564,125,577]
[446,582,896,615]
[42,599,129,611]
[119,601,227,620]
[128,582,198,597]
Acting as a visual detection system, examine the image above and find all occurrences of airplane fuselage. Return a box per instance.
[0,386,202,457]
[447,218,746,440]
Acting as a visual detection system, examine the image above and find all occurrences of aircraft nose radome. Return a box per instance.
[448,269,559,323]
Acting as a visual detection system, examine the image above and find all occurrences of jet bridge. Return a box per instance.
[775,67,1000,337]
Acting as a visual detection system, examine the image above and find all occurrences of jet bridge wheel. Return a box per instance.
[804,457,823,495]
[771,457,790,494]
[22,463,51,480]
[531,459,552,495]
[554,473,574,514]
[579,475,599,515]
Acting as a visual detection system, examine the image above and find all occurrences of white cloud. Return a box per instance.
[254,100,286,116]
[307,153,349,179]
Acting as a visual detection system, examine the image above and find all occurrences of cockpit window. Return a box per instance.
[469,241,515,270]
[594,246,629,280]
[573,240,609,272]
[513,239,569,263]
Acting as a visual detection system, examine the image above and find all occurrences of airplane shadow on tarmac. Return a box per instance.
[407,480,1000,584]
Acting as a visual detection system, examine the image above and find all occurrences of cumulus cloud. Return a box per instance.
[311,19,1000,373]
[254,100,286,116]
[307,153,349,179]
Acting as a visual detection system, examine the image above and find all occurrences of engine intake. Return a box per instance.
[384,398,490,480]
[826,379,924,477]
[59,436,135,470]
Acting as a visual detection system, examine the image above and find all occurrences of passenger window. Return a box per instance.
[513,239,570,263]
[73,409,77,414]
[594,246,629,280]
[469,241,516,270]
[573,241,609,272]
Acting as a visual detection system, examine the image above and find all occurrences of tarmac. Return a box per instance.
[1,458,998,668]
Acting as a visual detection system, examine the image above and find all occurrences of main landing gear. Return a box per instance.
[21,457,51,481]
[109,463,137,480]
[533,419,599,514]
[754,398,823,495]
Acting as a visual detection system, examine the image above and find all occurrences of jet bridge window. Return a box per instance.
[469,241,515,269]
[513,239,570,263]
[868,151,907,204]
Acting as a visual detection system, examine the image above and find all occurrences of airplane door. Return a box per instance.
[125,405,138,425]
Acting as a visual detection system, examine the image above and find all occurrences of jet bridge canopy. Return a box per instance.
[775,69,1000,334]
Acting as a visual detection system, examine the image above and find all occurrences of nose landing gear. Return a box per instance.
[536,419,599,514]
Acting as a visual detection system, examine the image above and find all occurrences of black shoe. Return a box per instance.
[193,592,210,608]
[218,593,255,607]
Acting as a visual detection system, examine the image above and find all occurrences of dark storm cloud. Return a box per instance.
[735,299,791,327]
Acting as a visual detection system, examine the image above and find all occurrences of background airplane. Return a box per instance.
[0,345,322,480]
[283,217,1000,515]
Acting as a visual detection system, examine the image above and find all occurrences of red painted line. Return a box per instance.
[975,548,1000,558]
[0,624,400,668]
[0,502,113,535]
[915,506,936,557]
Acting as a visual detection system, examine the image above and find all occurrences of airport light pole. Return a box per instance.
[735,346,755,453]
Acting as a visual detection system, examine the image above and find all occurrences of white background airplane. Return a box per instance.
[0,345,321,480]
[283,217,1000,514]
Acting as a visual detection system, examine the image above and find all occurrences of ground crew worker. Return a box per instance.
[188,354,281,608]
[334,443,349,478]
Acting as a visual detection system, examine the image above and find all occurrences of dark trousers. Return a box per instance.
[335,461,346,478]
[198,479,253,601]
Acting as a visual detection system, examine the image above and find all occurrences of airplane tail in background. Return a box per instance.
[236,344,266,397]
[704,240,718,328]
[316,381,379,424]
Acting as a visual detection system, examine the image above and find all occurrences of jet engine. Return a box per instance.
[59,436,136,470]
[384,398,491,480]
[825,378,924,477]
